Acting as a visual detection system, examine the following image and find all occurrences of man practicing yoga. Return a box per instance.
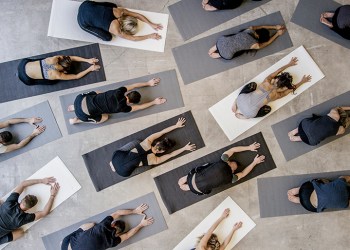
[288,106,350,146]
[287,176,350,213]
[0,117,45,154]
[178,142,265,195]
[78,1,163,42]
[17,55,100,85]
[110,117,196,177]
[0,177,60,245]
[202,0,262,11]
[61,203,154,250]
[320,5,350,40]
[193,208,242,250]
[232,57,312,119]
[67,78,166,125]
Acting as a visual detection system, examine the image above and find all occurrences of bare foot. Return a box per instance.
[288,194,300,203]
[67,105,75,112]
[69,117,81,125]
[109,161,116,172]
[287,187,300,196]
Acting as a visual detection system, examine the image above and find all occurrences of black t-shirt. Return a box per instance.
[70,216,121,250]
[86,87,132,115]
[0,193,35,237]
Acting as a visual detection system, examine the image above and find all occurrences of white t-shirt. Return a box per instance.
[0,144,8,154]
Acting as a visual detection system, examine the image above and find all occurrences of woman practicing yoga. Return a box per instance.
[178,142,265,195]
[208,25,286,60]
[320,5,350,40]
[202,0,262,12]
[232,57,312,119]
[109,117,196,177]
[288,107,350,146]
[77,1,163,42]
[287,176,350,212]
[193,208,242,250]
[17,55,100,85]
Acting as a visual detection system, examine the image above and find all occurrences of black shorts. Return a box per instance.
[17,58,57,86]
[73,92,102,122]
[0,232,13,245]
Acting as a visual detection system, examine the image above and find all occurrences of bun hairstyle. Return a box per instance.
[255,28,270,43]
[275,72,294,92]
[58,56,72,71]
[197,233,220,250]
[152,138,176,152]
[120,16,138,35]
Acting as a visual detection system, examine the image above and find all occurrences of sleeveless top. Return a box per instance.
[40,60,56,79]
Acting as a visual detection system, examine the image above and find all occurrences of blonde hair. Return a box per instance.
[120,16,138,35]
[197,234,220,250]
[337,107,350,128]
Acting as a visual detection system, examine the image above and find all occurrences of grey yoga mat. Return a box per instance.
[154,132,276,214]
[172,11,293,85]
[169,0,272,41]
[257,170,350,218]
[41,192,167,250]
[271,91,350,161]
[0,43,106,104]
[82,111,205,192]
[291,0,350,49]
[60,69,184,135]
[0,101,62,163]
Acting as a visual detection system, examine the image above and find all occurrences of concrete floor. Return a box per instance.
[1,0,350,249]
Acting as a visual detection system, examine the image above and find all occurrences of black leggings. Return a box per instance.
[239,82,272,118]
[61,228,83,250]
[17,58,57,85]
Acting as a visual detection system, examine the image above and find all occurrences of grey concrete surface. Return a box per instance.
[0,0,349,249]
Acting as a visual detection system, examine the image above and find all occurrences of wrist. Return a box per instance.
[50,194,55,198]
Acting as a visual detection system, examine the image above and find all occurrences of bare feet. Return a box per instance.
[287,187,300,203]
[287,187,300,196]
[69,117,82,125]
[67,105,75,112]
[109,161,116,172]
[288,128,302,142]
[178,176,190,191]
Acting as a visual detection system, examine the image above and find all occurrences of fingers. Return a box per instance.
[33,125,46,135]
[177,117,186,126]
[138,203,149,212]
[34,117,43,124]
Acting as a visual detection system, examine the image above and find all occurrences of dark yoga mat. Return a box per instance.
[41,192,167,250]
[169,0,272,41]
[0,43,106,104]
[60,69,184,135]
[271,91,350,161]
[154,132,276,214]
[0,101,62,163]
[82,111,205,192]
[258,170,350,218]
[291,0,350,49]
[172,11,293,84]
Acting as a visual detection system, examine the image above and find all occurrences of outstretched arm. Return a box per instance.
[34,182,60,221]
[131,97,166,112]
[125,78,160,91]
[0,117,41,129]
[270,75,312,101]
[339,106,350,111]
[119,215,154,243]
[14,177,56,195]
[123,8,163,30]
[111,203,149,220]
[250,25,283,30]
[152,142,196,165]
[69,56,99,64]
[222,142,260,158]
[145,117,185,143]
[54,65,100,80]
[235,155,265,181]
[219,222,243,250]
[265,57,298,82]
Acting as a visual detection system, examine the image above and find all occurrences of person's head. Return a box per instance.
[151,138,175,154]
[333,107,350,128]
[197,233,220,250]
[221,153,238,172]
[0,131,13,144]
[111,220,126,234]
[255,28,270,43]
[126,91,141,104]
[19,195,38,211]
[299,181,317,212]
[57,56,72,71]
[120,16,138,35]
[274,72,294,90]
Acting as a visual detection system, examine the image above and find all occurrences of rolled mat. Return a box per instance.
[271,91,350,161]
[154,132,276,214]
[0,43,105,103]
[60,69,184,135]
[172,11,292,85]
[82,111,205,192]
[41,192,167,250]
[169,0,272,41]
[257,170,350,218]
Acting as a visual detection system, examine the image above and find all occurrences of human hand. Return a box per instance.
[249,142,260,151]
[32,125,46,136]
[153,97,166,105]
[184,142,196,151]
[151,23,163,31]
[28,117,43,125]
[300,75,312,84]
[175,117,186,128]
[148,78,160,87]
[277,28,286,36]
[140,215,154,227]
[42,177,56,185]
[148,33,162,40]
[233,221,243,230]
[134,203,149,215]
[288,57,298,66]
[50,182,60,197]
[220,208,230,219]
[275,25,285,30]
[89,65,100,72]
[253,154,265,164]
[88,58,99,64]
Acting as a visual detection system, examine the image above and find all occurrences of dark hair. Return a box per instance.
[151,138,175,152]
[0,131,13,144]
[126,91,141,104]
[255,28,270,43]
[113,220,126,234]
[22,195,38,209]
[58,56,72,71]
[275,72,294,92]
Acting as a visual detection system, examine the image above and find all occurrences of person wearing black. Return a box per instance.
[61,203,154,250]
[67,78,166,125]
[178,142,265,195]
[202,0,262,11]
[0,177,60,245]
[288,107,350,146]
[320,5,350,40]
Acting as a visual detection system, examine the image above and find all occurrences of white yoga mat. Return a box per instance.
[48,0,169,52]
[0,156,81,249]
[174,197,256,250]
[209,46,325,141]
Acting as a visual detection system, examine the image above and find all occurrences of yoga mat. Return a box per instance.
[169,0,272,41]
[209,46,325,141]
[60,69,184,135]
[82,111,205,192]
[172,11,293,84]
[0,157,81,250]
[0,43,105,104]
[0,101,62,163]
[48,0,169,52]
[257,170,350,218]
[154,132,276,214]
[272,91,350,161]
[174,197,256,250]
[41,192,167,250]
[291,0,350,49]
